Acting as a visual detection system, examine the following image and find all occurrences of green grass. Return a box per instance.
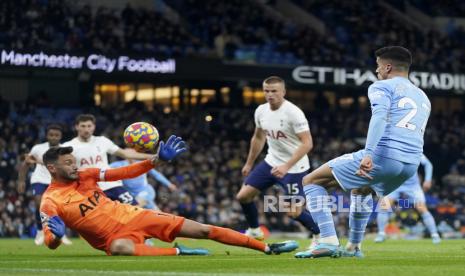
[1,238,464,275]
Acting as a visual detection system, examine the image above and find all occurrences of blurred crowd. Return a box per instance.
[1,97,464,238]
[0,0,207,57]
[294,0,465,71]
[1,0,464,69]
[408,0,465,17]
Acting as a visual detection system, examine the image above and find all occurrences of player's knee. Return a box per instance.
[236,190,253,203]
[110,239,134,256]
[198,224,211,238]
[302,173,315,185]
[193,224,212,239]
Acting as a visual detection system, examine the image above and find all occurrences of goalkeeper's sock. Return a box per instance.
[133,244,178,256]
[208,225,266,252]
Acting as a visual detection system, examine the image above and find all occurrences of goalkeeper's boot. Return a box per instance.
[266,240,299,255]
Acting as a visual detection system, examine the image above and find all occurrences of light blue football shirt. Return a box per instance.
[110,160,171,194]
[365,76,431,165]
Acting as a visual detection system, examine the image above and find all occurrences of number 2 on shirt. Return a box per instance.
[395,97,430,133]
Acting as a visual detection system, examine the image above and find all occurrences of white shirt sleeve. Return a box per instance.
[100,136,121,154]
[291,108,309,134]
[29,145,43,161]
[254,106,262,129]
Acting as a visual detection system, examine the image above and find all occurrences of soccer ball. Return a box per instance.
[123,122,159,152]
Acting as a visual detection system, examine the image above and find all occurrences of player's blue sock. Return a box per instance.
[36,209,43,231]
[240,202,259,228]
[295,209,320,235]
[348,193,373,245]
[303,184,337,244]
[376,209,389,234]
[421,211,438,235]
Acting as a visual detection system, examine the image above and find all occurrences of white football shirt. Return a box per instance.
[29,142,55,184]
[254,100,310,173]
[63,136,122,190]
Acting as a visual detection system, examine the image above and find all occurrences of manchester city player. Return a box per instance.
[295,46,431,258]
[110,155,178,210]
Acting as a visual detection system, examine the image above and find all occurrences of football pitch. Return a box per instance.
[1,238,464,276]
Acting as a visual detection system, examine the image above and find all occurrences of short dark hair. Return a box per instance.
[43,147,73,165]
[75,114,96,125]
[263,76,285,86]
[46,123,63,133]
[375,46,412,71]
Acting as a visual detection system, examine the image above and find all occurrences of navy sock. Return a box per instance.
[295,209,320,235]
[240,202,259,228]
[35,209,43,231]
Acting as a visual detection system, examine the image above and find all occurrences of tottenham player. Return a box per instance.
[295,46,431,258]
[40,137,298,256]
[63,114,153,204]
[375,154,440,243]
[236,76,320,245]
[17,124,72,245]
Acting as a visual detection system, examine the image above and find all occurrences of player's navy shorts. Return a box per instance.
[328,149,418,196]
[387,172,426,203]
[31,183,49,196]
[104,186,138,205]
[245,161,308,197]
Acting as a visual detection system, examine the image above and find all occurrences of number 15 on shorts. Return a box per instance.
[286,183,299,195]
